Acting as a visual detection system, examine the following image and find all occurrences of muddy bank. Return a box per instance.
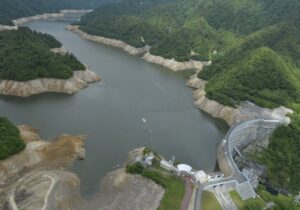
[187,74,293,126]
[0,66,101,97]
[13,10,92,26]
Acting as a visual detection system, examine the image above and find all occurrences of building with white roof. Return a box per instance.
[177,164,192,175]
[194,170,208,184]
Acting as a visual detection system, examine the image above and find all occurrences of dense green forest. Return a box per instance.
[0,0,116,25]
[78,0,300,193]
[0,117,25,160]
[78,0,237,61]
[78,0,300,61]
[257,115,300,193]
[0,27,85,81]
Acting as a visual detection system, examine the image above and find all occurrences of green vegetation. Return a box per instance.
[143,168,185,210]
[200,47,300,108]
[230,185,300,210]
[126,162,185,210]
[0,27,85,81]
[230,190,266,210]
[230,191,245,209]
[0,0,299,194]
[78,0,237,61]
[0,117,25,160]
[257,115,300,192]
[194,0,300,194]
[256,185,300,210]
[126,162,144,174]
[78,0,300,62]
[242,199,266,210]
[202,191,222,210]
[79,0,300,193]
[0,0,116,25]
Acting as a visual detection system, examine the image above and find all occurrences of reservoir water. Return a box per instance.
[0,19,228,195]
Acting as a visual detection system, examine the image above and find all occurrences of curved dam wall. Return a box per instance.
[212,120,281,201]
[228,120,280,158]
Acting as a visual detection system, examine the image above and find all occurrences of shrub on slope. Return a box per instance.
[0,117,25,160]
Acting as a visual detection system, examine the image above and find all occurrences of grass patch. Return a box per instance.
[229,191,245,209]
[202,191,222,210]
[230,190,267,210]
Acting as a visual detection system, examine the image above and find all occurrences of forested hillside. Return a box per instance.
[78,0,238,61]
[0,117,25,160]
[78,0,300,193]
[0,27,85,81]
[0,0,116,25]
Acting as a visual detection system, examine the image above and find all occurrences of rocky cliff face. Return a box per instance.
[187,74,293,126]
[66,25,150,55]
[143,52,207,71]
[0,68,101,97]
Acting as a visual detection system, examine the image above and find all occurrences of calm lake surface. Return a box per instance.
[0,19,228,195]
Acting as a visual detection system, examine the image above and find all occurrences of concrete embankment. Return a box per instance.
[186,74,293,126]
[0,67,101,97]
[13,10,92,26]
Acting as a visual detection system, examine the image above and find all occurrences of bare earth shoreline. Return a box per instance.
[0,66,101,97]
[66,25,208,72]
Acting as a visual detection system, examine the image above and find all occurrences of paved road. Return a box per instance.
[181,177,194,210]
